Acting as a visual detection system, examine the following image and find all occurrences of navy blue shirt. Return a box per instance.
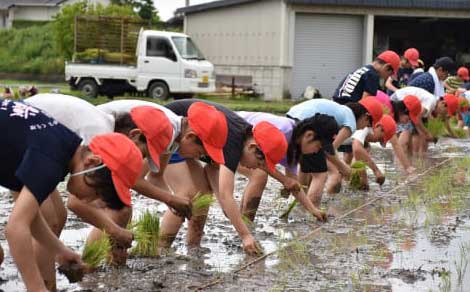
[0,99,82,204]
[408,72,435,94]
[387,67,414,95]
[333,65,380,104]
[463,82,470,90]
[165,99,251,173]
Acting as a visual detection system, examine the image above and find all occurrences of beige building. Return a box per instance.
[178,0,470,100]
[0,0,110,29]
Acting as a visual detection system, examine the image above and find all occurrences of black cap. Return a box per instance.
[310,113,339,155]
[434,56,456,73]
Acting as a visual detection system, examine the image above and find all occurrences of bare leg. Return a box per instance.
[160,160,211,248]
[238,167,268,222]
[398,130,412,157]
[342,152,353,165]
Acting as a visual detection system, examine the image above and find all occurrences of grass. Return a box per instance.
[130,210,160,257]
[454,242,470,288]
[192,193,216,217]
[81,233,111,269]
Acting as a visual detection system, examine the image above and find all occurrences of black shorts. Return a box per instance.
[300,151,327,173]
[412,117,428,135]
[337,144,353,153]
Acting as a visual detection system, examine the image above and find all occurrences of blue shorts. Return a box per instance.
[169,152,186,164]
[462,112,470,127]
[397,122,414,134]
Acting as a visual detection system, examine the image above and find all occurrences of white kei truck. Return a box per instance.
[65,16,215,99]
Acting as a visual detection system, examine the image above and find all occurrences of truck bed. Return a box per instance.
[65,63,138,81]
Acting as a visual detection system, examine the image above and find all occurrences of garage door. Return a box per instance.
[291,13,364,99]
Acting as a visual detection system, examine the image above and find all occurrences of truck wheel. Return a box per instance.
[78,79,98,98]
[148,81,169,100]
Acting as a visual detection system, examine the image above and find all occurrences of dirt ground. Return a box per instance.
[1,138,470,292]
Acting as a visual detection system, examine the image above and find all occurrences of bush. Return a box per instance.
[0,23,64,74]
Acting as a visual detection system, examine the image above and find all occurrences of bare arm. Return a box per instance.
[389,134,415,173]
[67,194,133,246]
[352,140,381,175]
[267,168,325,221]
[362,91,372,99]
[444,117,457,137]
[6,187,77,291]
[326,153,351,179]
[333,127,352,150]
[216,166,261,254]
[385,77,399,93]
[133,178,191,219]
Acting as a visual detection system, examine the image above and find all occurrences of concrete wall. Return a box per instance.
[184,0,287,99]
[11,6,61,21]
[185,0,283,67]
[215,65,291,100]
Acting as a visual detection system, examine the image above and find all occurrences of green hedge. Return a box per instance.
[0,23,64,74]
[12,20,50,29]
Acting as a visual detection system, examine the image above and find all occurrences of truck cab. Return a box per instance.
[136,30,215,99]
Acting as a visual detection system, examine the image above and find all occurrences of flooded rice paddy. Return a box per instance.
[1,138,470,291]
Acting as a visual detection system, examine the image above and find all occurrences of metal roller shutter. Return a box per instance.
[291,13,364,99]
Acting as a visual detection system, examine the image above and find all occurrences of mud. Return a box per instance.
[1,138,470,291]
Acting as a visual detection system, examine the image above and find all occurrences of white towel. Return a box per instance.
[429,67,445,97]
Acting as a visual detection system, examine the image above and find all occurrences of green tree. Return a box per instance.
[53,0,139,59]
[111,0,159,22]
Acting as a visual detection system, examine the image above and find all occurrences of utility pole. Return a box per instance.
[186,0,190,6]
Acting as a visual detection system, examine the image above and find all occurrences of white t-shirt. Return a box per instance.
[25,93,115,144]
[97,100,182,155]
[352,127,373,145]
[391,86,437,117]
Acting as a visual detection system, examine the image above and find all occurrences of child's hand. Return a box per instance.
[313,209,328,222]
[242,235,264,255]
[56,246,83,268]
[111,226,134,248]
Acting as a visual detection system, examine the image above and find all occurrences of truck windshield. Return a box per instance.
[172,37,205,60]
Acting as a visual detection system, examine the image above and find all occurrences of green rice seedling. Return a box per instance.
[192,193,216,217]
[130,210,160,257]
[81,233,111,269]
[425,118,446,137]
[279,199,298,219]
[453,127,467,138]
[350,161,368,190]
[242,214,255,228]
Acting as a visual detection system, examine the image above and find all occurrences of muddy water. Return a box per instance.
[1,139,470,291]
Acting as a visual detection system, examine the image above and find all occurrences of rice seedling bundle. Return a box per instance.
[130,210,160,257]
[350,161,368,190]
[425,119,446,137]
[81,233,111,269]
[192,193,216,217]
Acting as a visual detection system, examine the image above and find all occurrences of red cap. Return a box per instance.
[404,48,420,68]
[89,133,143,206]
[253,121,288,173]
[188,102,228,164]
[377,50,401,76]
[403,95,422,124]
[377,115,396,145]
[359,97,384,126]
[444,94,459,116]
[457,67,470,81]
[130,106,173,171]
[459,96,469,112]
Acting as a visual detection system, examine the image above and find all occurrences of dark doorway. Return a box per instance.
[374,16,470,69]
